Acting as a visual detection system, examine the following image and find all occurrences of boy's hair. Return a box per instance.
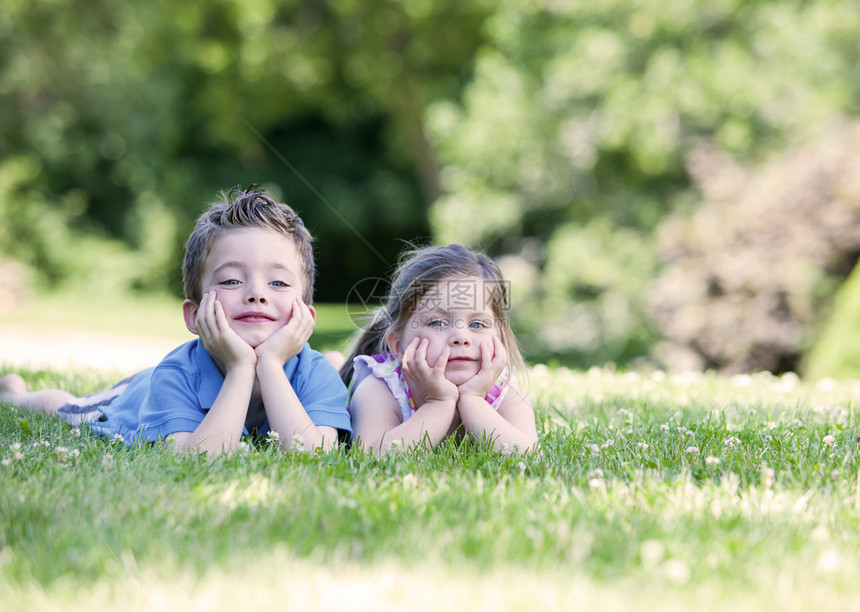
[182,186,315,305]
[339,243,524,384]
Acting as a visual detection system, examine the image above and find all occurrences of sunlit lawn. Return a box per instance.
[2,359,860,610]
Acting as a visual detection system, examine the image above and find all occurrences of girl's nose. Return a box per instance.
[449,327,471,346]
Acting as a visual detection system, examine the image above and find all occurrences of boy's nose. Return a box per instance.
[244,283,268,304]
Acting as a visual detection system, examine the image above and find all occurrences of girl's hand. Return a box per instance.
[196,291,257,369]
[401,337,458,405]
[255,299,315,367]
[458,336,507,399]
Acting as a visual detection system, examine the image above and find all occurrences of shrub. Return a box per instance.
[649,120,860,374]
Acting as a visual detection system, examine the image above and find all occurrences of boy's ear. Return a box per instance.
[182,300,199,335]
[385,331,403,358]
[307,303,316,321]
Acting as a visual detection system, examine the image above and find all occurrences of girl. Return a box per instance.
[340,244,537,454]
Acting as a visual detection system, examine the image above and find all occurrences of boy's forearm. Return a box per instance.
[184,364,256,455]
[255,359,334,452]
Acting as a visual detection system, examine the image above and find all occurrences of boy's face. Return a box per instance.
[183,227,311,348]
[387,275,500,386]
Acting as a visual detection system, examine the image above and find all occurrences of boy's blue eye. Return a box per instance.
[271,280,289,288]
[426,318,447,328]
[470,320,490,329]
[220,279,240,286]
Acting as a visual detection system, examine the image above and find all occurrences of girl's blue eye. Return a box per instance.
[427,318,447,328]
[271,280,289,288]
[220,279,240,286]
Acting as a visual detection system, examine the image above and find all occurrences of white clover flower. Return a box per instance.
[102,454,114,467]
[684,446,699,455]
[54,446,69,463]
[587,443,600,455]
[70,428,81,437]
[69,449,80,459]
[588,478,604,489]
[660,424,670,433]
[9,442,22,452]
[516,461,527,473]
[817,549,842,574]
[663,559,692,585]
[1,458,11,467]
[236,441,250,454]
[723,436,741,450]
[265,431,281,444]
[823,434,836,447]
[111,434,124,444]
[639,540,665,567]
[677,427,687,435]
[637,442,649,450]
[705,456,721,466]
[601,439,615,449]
[291,433,306,451]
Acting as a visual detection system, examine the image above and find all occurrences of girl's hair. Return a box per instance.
[182,185,315,305]
[339,243,524,384]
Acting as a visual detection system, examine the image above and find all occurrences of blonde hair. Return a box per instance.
[339,243,524,383]
[182,186,315,305]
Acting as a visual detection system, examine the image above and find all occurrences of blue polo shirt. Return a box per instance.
[87,339,351,443]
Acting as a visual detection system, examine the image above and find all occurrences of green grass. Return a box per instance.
[2,365,860,609]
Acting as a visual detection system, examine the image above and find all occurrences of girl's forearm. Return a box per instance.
[457,396,537,453]
[361,399,457,453]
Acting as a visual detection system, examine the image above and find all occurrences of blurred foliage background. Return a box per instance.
[3,0,860,376]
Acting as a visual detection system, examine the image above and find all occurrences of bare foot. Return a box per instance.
[0,373,27,397]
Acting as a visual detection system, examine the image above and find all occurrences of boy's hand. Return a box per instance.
[196,291,257,369]
[458,336,507,399]
[255,299,315,366]
[402,337,459,405]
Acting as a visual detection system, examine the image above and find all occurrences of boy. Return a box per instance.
[0,186,351,455]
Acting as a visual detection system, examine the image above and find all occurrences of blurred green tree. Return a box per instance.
[425,0,860,368]
[0,0,493,300]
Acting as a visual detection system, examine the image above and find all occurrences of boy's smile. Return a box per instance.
[184,228,310,348]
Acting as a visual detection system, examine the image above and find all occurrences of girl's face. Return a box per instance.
[388,275,501,385]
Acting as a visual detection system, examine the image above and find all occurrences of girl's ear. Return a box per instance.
[182,300,199,335]
[385,331,404,358]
